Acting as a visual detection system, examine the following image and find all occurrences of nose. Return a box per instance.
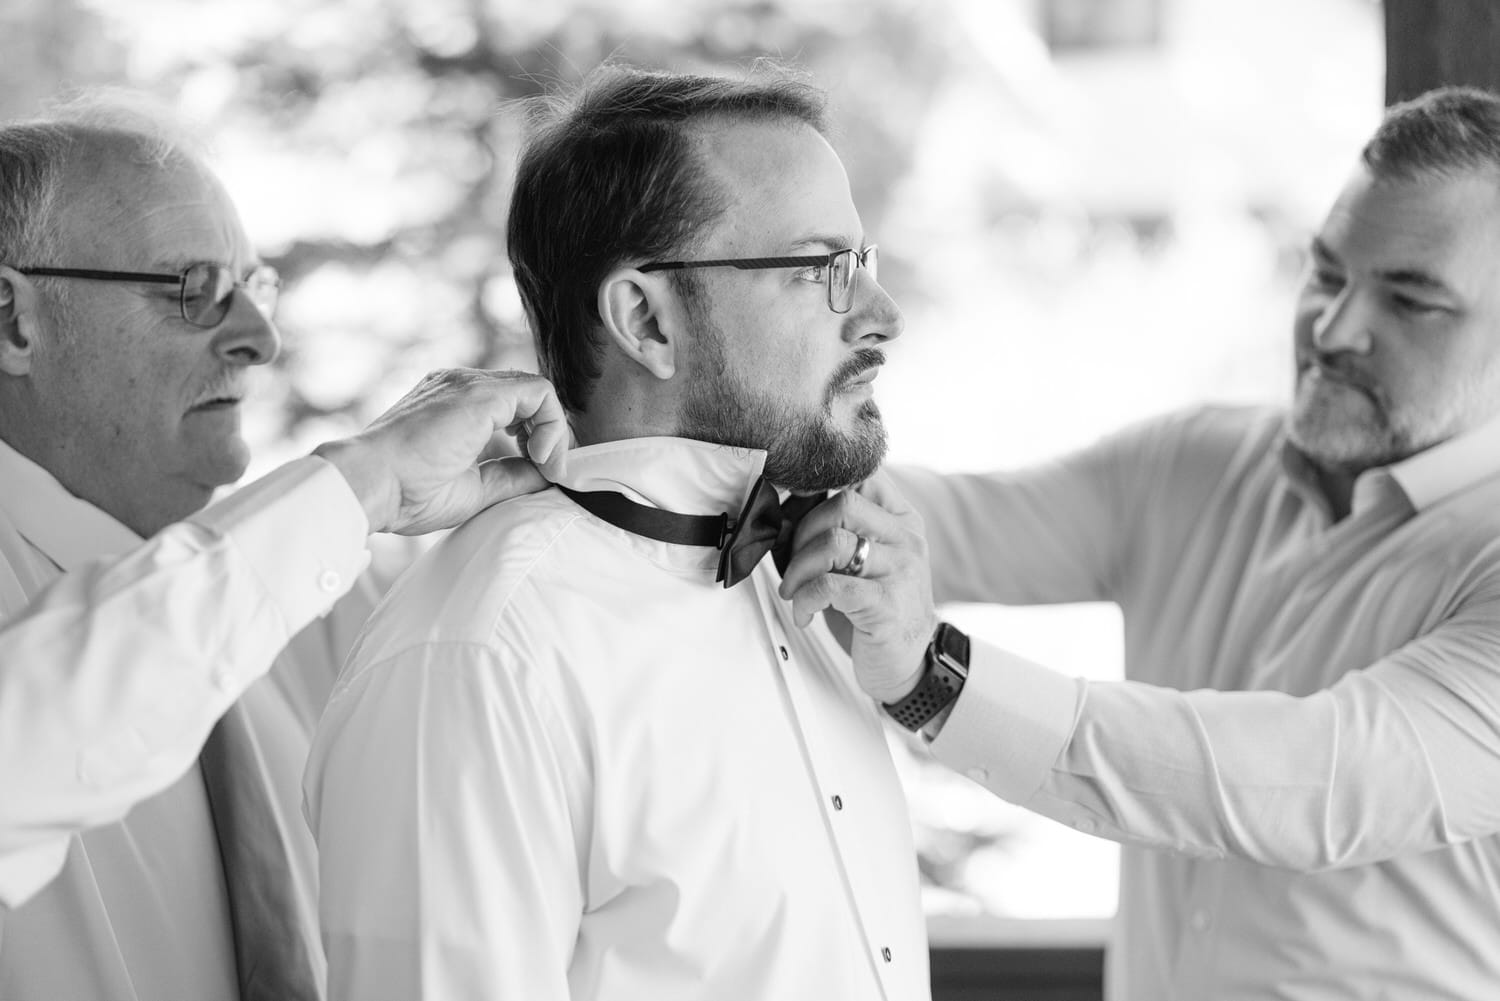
[1308,284,1372,356]
[846,271,904,345]
[210,288,282,366]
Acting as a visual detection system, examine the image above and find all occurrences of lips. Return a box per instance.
[831,347,887,394]
[189,386,246,411]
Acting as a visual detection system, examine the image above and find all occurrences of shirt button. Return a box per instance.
[965,767,989,784]
[881,947,892,963]
[831,794,843,811]
[1190,910,1211,932]
[317,569,342,593]
[778,645,789,661]
[1075,818,1096,835]
[212,666,236,693]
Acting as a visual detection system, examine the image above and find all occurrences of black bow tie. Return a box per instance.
[557,475,826,588]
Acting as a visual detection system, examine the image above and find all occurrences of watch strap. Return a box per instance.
[883,622,969,731]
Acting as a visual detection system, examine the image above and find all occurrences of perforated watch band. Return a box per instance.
[883,622,969,731]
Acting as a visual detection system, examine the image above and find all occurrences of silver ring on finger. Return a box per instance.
[840,534,871,577]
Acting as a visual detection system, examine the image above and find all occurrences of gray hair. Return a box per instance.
[0,90,206,269]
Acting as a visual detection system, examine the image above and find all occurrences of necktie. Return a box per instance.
[199,701,323,1001]
[557,475,825,587]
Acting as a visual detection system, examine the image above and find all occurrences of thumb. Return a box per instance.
[476,456,550,509]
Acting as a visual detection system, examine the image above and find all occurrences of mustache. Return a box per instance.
[1302,351,1378,395]
[191,373,250,407]
[828,348,887,393]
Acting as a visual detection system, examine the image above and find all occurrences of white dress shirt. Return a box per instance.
[305,436,930,1001]
[894,406,1500,1000]
[0,438,377,1000]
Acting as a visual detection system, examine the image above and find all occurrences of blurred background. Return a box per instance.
[0,0,1385,944]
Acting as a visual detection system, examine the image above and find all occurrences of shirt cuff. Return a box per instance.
[929,638,1083,805]
[190,456,372,636]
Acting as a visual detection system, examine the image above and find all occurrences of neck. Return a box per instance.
[0,425,199,538]
[1311,462,1358,522]
[571,378,684,447]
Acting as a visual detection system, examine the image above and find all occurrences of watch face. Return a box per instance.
[935,622,970,673]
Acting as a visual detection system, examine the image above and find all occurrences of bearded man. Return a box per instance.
[780,85,1500,1000]
[304,66,930,1001]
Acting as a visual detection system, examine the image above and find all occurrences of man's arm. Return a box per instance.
[931,582,1500,870]
[0,368,567,907]
[0,458,367,906]
[785,471,1500,871]
[886,407,1258,608]
[305,642,585,1001]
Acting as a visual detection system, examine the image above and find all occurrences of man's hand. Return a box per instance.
[313,369,569,535]
[777,472,937,704]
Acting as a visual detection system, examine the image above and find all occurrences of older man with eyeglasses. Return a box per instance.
[0,102,569,1000]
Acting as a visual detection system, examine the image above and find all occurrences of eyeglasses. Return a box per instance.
[639,245,878,315]
[16,263,281,328]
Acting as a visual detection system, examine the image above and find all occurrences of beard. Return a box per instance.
[1288,363,1404,470]
[1287,352,1463,472]
[677,311,888,493]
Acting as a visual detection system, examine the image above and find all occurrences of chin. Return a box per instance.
[193,438,253,491]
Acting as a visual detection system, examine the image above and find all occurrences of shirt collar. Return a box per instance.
[1387,412,1500,511]
[0,436,141,570]
[540,436,769,516]
[1280,411,1500,516]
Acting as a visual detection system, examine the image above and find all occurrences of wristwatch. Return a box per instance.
[882,621,969,731]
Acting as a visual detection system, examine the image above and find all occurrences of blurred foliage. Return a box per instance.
[0,0,952,445]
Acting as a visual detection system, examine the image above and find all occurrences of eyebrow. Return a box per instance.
[786,233,862,253]
[1310,238,1453,294]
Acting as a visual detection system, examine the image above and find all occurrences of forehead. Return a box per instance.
[54,141,251,270]
[1320,166,1500,280]
[690,118,860,252]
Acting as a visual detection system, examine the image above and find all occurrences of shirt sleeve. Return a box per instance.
[0,456,370,907]
[888,408,1261,608]
[933,577,1500,871]
[305,641,587,1001]
[887,440,1145,609]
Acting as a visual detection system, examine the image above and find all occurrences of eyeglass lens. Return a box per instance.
[181,263,280,327]
[829,247,877,313]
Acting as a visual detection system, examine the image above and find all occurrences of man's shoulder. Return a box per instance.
[351,488,589,655]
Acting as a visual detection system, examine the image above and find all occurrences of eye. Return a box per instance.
[1390,293,1444,316]
[795,263,827,284]
[1307,267,1344,291]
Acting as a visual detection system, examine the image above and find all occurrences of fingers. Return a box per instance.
[789,489,901,563]
[853,469,916,518]
[479,430,523,464]
[462,370,568,465]
[778,525,880,600]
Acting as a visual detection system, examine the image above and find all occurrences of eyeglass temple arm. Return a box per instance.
[638,254,838,273]
[16,267,180,284]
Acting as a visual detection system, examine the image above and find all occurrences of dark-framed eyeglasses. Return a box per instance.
[15,263,281,328]
[639,245,878,315]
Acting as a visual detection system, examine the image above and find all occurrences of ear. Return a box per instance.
[0,267,40,376]
[597,268,678,381]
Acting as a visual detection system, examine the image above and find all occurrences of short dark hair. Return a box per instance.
[1363,86,1500,183]
[506,64,828,413]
